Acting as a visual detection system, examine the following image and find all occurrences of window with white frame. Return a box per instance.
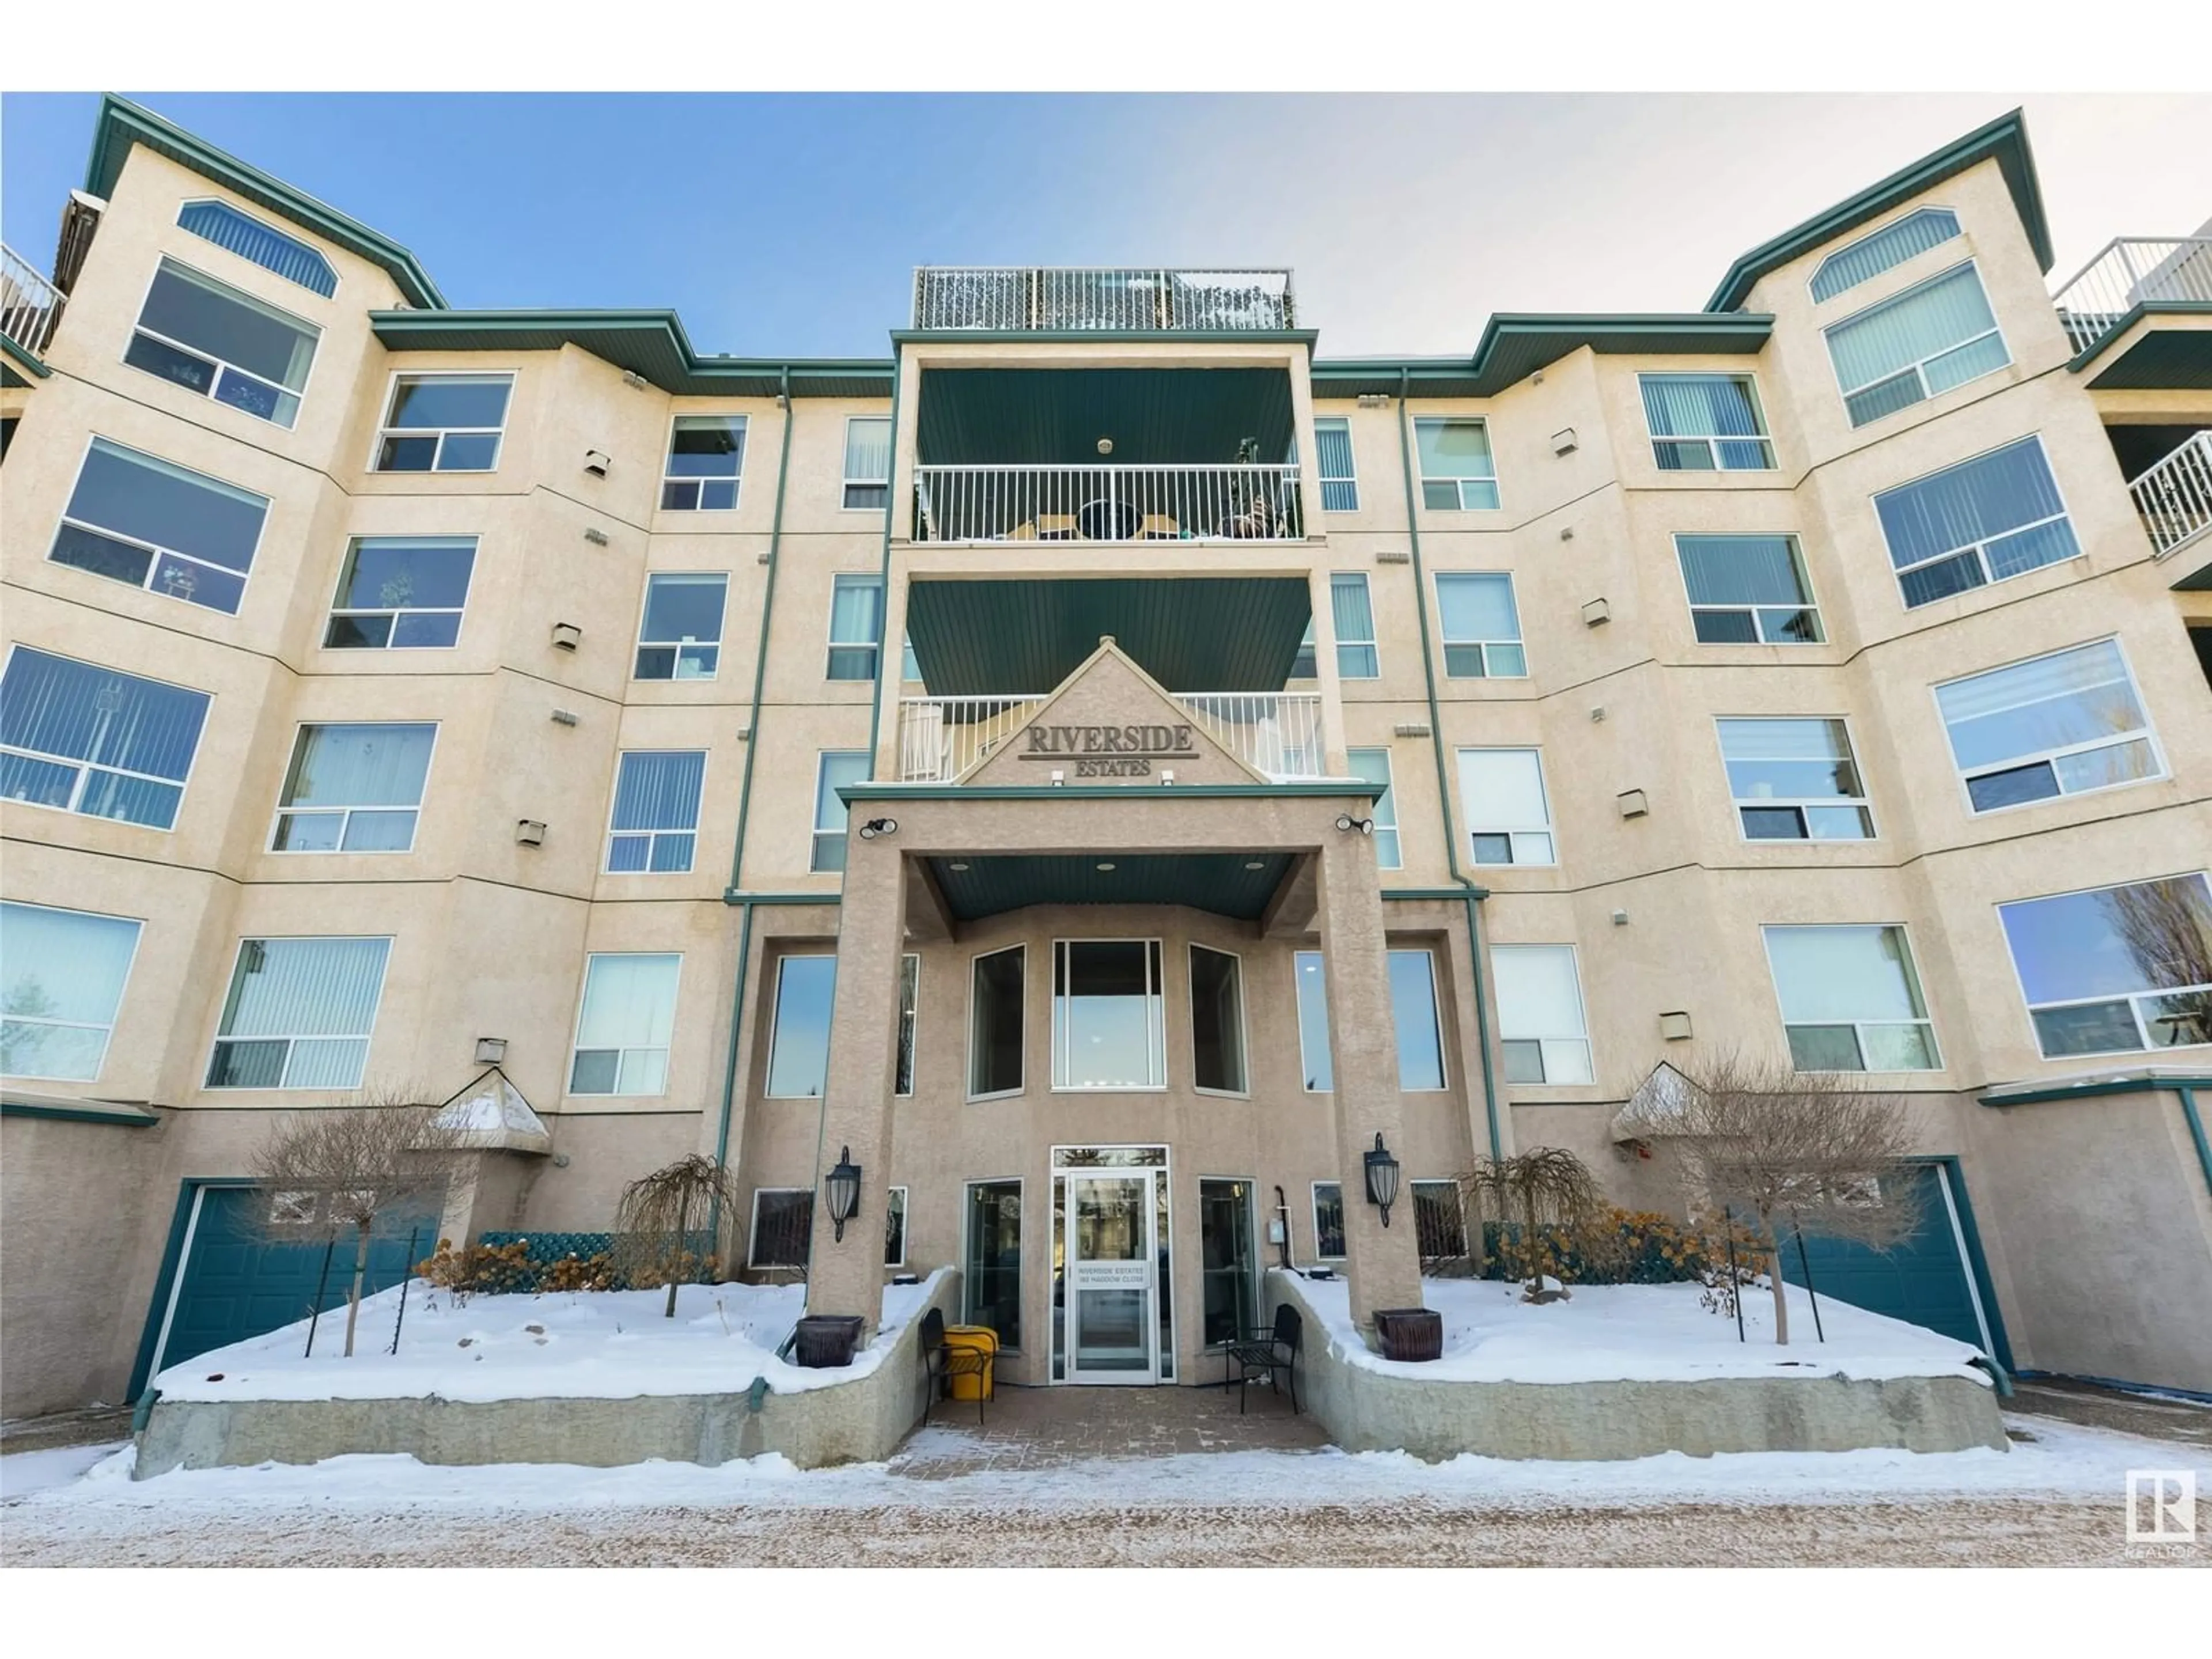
[206,935,391,1089]
[126,258,319,428]
[177,199,338,297]
[1809,208,1962,304]
[1314,416,1358,512]
[969,945,1025,1097]
[828,574,884,680]
[1311,1181,1346,1259]
[1873,436,2080,608]
[50,437,269,615]
[1052,940,1165,1089]
[1675,535,1824,645]
[1456,748,1555,866]
[1332,573,1378,679]
[374,374,513,472]
[605,749,704,873]
[811,751,869,872]
[1718,718,1874,840]
[765,955,836,1097]
[749,1188,813,1268]
[1491,944,1593,1084]
[1639,374,1775,471]
[1934,639,2162,815]
[660,415,746,510]
[634,573,727,681]
[1294,950,1332,1091]
[1762,925,1939,1072]
[843,416,891,510]
[1389,949,1447,1091]
[1434,572,1526,677]
[1414,418,1499,509]
[1,647,210,831]
[569,952,680,1095]
[1998,873,2212,1059]
[1411,1179,1469,1260]
[1824,263,2008,428]
[271,723,435,853]
[1289,621,1317,681]
[1,902,143,1082]
[1188,944,1248,1094]
[896,954,919,1096]
[1348,748,1400,870]
[324,536,475,649]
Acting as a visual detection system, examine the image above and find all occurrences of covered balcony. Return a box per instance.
[912,266,1295,334]
[2,243,66,359]
[2054,233,2212,400]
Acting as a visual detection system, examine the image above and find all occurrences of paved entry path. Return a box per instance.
[900,1380,1330,1474]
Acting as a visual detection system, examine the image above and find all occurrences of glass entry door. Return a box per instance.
[1066,1171,1157,1383]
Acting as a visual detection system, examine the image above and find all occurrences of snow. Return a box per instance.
[151,1272,944,1403]
[0,1441,130,1499]
[1297,1275,1991,1385]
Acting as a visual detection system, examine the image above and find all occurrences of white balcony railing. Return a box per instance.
[2133,431,2212,558]
[1,243,66,357]
[896,692,1326,782]
[913,463,1304,544]
[913,266,1295,332]
[2052,238,2212,354]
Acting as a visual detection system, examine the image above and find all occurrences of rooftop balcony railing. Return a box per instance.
[2052,238,2212,355]
[913,266,1296,333]
[1,243,66,356]
[2131,430,2212,559]
[897,691,1325,782]
[913,463,1304,544]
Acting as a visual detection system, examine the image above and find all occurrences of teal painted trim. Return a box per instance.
[863,346,904,781]
[1312,317,1773,402]
[130,1385,162,1433]
[2071,300,2212,373]
[835,782,1388,802]
[2011,1368,2212,1404]
[1970,1354,2014,1398]
[891,328,1319,347]
[126,1177,258,1402]
[2179,1088,2212,1204]
[1,332,54,378]
[1978,1074,2212,1107]
[722,890,842,907]
[1379,885,1494,902]
[1923,1153,2016,1372]
[1706,108,2051,312]
[1,1099,158,1127]
[88,96,444,308]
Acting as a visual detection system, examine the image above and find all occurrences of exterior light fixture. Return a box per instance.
[857,817,899,839]
[1364,1132,1402,1228]
[825,1146,862,1243]
[948,860,970,872]
[1244,859,1266,871]
[1096,861,1116,873]
[1335,814,1373,836]
[1096,437,1114,455]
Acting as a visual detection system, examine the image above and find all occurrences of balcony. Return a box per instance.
[897,691,1324,782]
[1,243,65,357]
[913,462,1304,544]
[2053,238,2212,355]
[913,267,1296,334]
[2132,431,2212,559]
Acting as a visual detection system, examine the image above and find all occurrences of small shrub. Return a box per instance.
[539,1252,618,1293]
[414,1237,534,1298]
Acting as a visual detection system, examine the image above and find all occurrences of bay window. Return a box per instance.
[843,417,891,510]
[1295,950,1332,1092]
[968,945,1026,1098]
[374,374,512,472]
[1188,944,1248,1094]
[1314,416,1358,511]
[812,751,869,872]
[765,955,836,1097]
[1434,572,1526,677]
[1389,949,1446,1091]
[1873,437,2080,608]
[1052,940,1165,1089]
[1824,263,2008,427]
[1331,573,1378,679]
[1415,418,1499,510]
[661,415,745,510]
[828,574,885,680]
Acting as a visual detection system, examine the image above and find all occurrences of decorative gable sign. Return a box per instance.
[1017,721,1200,778]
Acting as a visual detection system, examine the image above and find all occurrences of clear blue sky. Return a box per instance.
[6,92,2207,358]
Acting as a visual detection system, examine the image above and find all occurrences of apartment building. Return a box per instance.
[3,97,2209,1417]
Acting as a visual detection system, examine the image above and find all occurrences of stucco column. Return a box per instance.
[1315,826,1423,1330]
[803,834,909,1334]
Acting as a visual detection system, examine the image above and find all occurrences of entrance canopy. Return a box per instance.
[926,851,1297,923]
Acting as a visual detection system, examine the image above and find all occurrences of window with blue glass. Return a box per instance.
[1998,874,2212,1059]
[51,437,268,615]
[605,750,704,873]
[1388,949,1447,1091]
[766,955,838,1097]
[325,537,476,649]
[828,575,884,680]
[1639,374,1775,471]
[1675,535,1824,645]
[1873,437,2080,608]
[1810,209,1962,304]
[1824,263,2008,427]
[126,259,319,427]
[1935,639,2162,814]
[1313,416,1358,511]
[375,375,513,472]
[634,573,727,680]
[1,646,210,831]
[177,200,338,297]
[271,723,435,853]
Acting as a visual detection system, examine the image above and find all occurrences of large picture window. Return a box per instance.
[271,722,435,853]
[1053,940,1165,1089]
[1188,944,1248,1094]
[126,258,318,427]
[1824,263,2008,427]
[1456,748,1555,866]
[570,952,681,1095]
[811,751,869,872]
[51,438,269,615]
[968,945,1025,1098]
[765,955,836,1097]
[1675,535,1823,645]
[0,902,143,1082]
[207,936,391,1089]
[1492,944,1593,1084]
[1434,573,1525,678]
[1415,418,1499,510]
[828,575,885,681]
[634,573,727,681]
[1762,925,1938,1072]
[605,749,704,873]
[374,374,513,472]
[1639,374,1774,471]
[1718,718,1874,840]
[1388,949,1447,1091]
[661,415,745,510]
[1998,874,2212,1059]
[1,647,210,831]
[324,537,475,649]
[1874,437,2081,608]
[1934,639,2161,814]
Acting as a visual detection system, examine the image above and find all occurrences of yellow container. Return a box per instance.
[942,1324,999,1400]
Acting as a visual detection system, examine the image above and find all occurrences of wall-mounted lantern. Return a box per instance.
[825,1146,862,1243]
[1363,1132,1401,1228]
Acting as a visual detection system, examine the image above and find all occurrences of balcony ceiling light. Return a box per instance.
[1096,861,1116,872]
[1244,860,1266,870]
[1096,437,1113,455]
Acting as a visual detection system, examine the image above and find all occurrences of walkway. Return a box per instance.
[901,1381,1328,1476]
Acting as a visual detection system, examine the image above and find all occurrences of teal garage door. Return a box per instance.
[1780,1161,2006,1360]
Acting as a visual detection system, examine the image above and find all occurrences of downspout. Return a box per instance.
[1395,368,1502,1160]
[2179,1086,2212,1202]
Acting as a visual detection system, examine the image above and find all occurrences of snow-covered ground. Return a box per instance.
[1300,1275,1989,1384]
[0,1441,130,1500]
[152,1272,944,1403]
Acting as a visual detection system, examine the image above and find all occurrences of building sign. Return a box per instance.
[1018,723,1199,779]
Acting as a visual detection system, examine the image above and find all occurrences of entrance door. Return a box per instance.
[1066,1171,1157,1383]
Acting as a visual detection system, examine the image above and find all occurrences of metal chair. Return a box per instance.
[1224,1303,1301,1414]
[918,1305,992,1426]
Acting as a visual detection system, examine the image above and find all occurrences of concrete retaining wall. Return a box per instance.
[135,1274,960,1478]
[1268,1272,2008,1461]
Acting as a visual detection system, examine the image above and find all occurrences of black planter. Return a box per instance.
[1373,1307,1442,1363]
[792,1314,865,1369]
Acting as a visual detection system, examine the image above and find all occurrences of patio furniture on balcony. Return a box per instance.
[912,463,1304,544]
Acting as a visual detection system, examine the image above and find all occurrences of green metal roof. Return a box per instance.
[2075,306,2212,388]
[904,576,1312,696]
[1706,108,2051,313]
[86,94,445,309]
[927,852,1295,922]
[1311,315,1772,402]
[916,366,1296,465]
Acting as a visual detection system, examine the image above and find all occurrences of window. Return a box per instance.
[1,902,142,1082]
[1998,874,2212,1058]
[1456,748,1555,866]
[271,723,435,853]
[1,647,210,831]
[1295,950,1332,1092]
[1389,949,1447,1091]
[1934,639,2161,814]
[1289,622,1317,681]
[902,634,923,684]
[206,936,391,1089]
[827,574,884,681]
[1189,944,1248,1094]
[1311,1183,1346,1259]
[126,258,318,427]
[1053,940,1165,1089]
[605,749,704,873]
[1199,1178,1257,1347]
[765,955,836,1097]
[374,374,513,472]
[885,1187,908,1267]
[1412,1180,1469,1262]
[964,1180,1023,1347]
[843,416,890,509]
[1675,535,1824,645]
[1348,748,1400,870]
[811,751,869,872]
[1824,263,2008,427]
[1762,925,1939,1072]
[177,199,337,297]
[1332,573,1378,679]
[1810,208,1961,304]
[1434,573,1526,677]
[1415,418,1499,510]
[324,536,475,649]
[1492,944,1594,1084]
[749,1189,813,1269]
[1314,416,1358,511]
[661,415,745,510]
[969,945,1025,1097]
[1639,374,1775,471]
[1718,718,1874,840]
[1873,437,2080,608]
[51,437,268,615]
[896,953,919,1097]
[569,952,680,1095]
[634,573,728,681]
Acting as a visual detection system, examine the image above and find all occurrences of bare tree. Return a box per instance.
[1623,1051,1925,1344]
[1459,1147,1612,1297]
[2109,877,2212,1049]
[613,1156,742,1317]
[251,1084,469,1357]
